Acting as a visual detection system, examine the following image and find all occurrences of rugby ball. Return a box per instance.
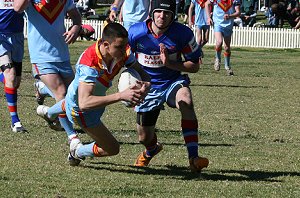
[118,68,142,107]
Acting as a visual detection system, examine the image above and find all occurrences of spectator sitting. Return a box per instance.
[265,4,279,27]
[242,5,257,26]
[234,6,256,27]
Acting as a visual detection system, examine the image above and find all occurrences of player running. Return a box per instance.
[205,0,241,75]
[128,0,209,172]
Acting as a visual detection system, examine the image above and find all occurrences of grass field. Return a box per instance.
[1,40,300,197]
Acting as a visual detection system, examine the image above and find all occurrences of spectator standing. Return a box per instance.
[128,0,209,172]
[205,0,241,75]
[0,1,26,132]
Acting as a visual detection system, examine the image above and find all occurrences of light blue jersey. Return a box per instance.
[192,0,209,27]
[123,0,150,24]
[25,0,75,63]
[210,0,241,28]
[65,41,136,128]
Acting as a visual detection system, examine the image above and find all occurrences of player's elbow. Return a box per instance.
[78,100,90,111]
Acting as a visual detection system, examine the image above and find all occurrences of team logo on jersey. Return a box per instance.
[217,0,233,12]
[196,0,207,8]
[32,0,66,24]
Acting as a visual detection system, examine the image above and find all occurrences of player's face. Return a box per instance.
[108,37,128,60]
[153,10,173,29]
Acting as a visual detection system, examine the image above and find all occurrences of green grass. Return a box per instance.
[1,40,300,197]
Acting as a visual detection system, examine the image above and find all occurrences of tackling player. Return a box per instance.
[128,0,209,172]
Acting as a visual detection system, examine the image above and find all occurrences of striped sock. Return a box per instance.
[181,119,199,159]
[4,86,20,125]
[224,51,231,69]
[0,73,4,84]
[145,133,158,157]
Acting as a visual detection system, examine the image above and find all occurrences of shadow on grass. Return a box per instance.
[79,161,298,182]
[201,169,300,182]
[81,162,206,180]
[119,141,234,147]
[190,84,269,89]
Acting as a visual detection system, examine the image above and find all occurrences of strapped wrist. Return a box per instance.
[111,4,118,12]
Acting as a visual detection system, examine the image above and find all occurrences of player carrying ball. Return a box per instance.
[36,23,150,166]
[128,0,209,172]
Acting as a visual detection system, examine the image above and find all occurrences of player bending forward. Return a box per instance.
[36,23,150,166]
[128,0,209,172]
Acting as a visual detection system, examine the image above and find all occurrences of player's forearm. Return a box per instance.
[14,0,30,13]
[166,60,199,73]
[78,93,122,111]
[228,6,241,18]
[129,62,151,82]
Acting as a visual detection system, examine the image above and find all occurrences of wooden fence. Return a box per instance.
[24,19,300,49]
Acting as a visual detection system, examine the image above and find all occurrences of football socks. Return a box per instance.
[4,86,20,125]
[181,119,199,159]
[145,133,158,157]
[224,51,231,69]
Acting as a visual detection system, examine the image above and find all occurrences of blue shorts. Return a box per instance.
[66,105,105,128]
[195,25,210,31]
[0,32,24,63]
[135,74,191,113]
[32,61,74,78]
[214,25,233,37]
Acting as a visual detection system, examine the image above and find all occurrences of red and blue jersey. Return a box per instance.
[66,40,135,112]
[0,0,24,33]
[128,19,201,89]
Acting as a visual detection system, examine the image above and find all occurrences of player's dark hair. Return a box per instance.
[102,23,128,43]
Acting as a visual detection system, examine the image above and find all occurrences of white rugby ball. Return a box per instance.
[118,68,142,107]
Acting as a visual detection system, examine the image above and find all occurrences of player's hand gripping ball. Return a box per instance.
[118,68,142,107]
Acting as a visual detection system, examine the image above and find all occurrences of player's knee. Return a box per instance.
[54,87,67,101]
[177,91,194,109]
